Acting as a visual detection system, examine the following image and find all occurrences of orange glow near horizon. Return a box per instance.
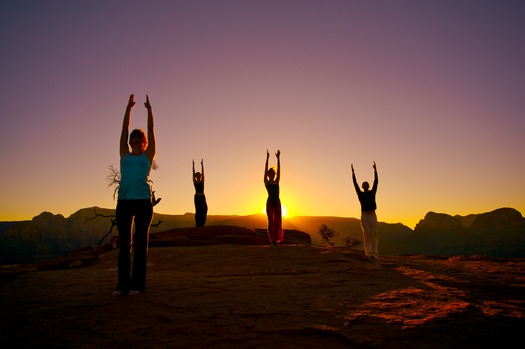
[262,203,289,219]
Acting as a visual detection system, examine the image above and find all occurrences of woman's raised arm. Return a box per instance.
[144,95,156,163]
[120,94,135,158]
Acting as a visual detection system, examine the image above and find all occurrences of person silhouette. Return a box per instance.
[113,94,156,296]
[193,159,208,227]
[264,150,283,246]
[351,162,379,259]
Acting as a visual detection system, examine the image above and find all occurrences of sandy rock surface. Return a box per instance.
[1,245,524,348]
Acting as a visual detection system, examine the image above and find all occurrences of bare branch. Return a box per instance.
[151,220,163,228]
[97,218,117,248]
[106,165,120,200]
[86,208,115,221]
[152,191,162,207]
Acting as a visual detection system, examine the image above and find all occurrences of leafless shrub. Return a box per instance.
[318,224,339,246]
[342,235,361,249]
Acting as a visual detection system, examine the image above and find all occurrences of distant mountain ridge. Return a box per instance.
[382,207,525,258]
[0,207,523,264]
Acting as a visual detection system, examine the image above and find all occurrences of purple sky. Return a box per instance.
[1,0,524,228]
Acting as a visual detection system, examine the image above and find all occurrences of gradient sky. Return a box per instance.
[1,0,524,228]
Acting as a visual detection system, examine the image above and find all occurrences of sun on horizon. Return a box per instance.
[262,204,289,219]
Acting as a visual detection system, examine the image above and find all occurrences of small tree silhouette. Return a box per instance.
[342,235,361,249]
[318,224,338,246]
[106,164,120,200]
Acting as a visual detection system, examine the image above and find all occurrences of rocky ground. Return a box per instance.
[0,228,524,348]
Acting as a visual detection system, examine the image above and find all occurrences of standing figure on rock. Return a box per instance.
[264,150,283,246]
[352,161,379,259]
[113,94,156,296]
[193,159,208,227]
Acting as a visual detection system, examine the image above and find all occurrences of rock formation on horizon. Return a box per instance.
[1,207,524,264]
[383,208,525,258]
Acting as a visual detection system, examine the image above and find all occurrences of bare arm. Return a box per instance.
[192,160,196,183]
[275,150,281,182]
[264,150,269,183]
[144,95,156,163]
[120,94,135,158]
[201,159,205,182]
[372,161,378,192]
[351,164,361,193]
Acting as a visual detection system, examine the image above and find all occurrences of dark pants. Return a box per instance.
[116,199,153,293]
[266,201,283,244]
[194,194,208,227]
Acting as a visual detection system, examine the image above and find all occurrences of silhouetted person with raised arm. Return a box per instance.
[352,162,379,259]
[193,159,208,227]
[264,150,283,246]
[113,94,156,296]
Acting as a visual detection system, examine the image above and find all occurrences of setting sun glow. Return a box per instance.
[263,204,289,219]
[281,204,289,219]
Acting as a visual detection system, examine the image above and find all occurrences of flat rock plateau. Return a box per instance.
[1,228,524,348]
